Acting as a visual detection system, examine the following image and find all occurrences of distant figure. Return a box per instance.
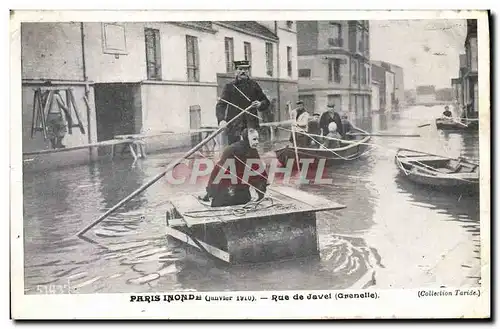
[289,100,310,147]
[201,128,268,207]
[215,60,270,145]
[442,105,453,119]
[319,103,343,137]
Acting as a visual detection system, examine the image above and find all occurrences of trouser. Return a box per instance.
[211,186,251,208]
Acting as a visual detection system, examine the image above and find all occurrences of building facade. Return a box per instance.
[296,20,371,119]
[21,21,298,160]
[370,60,404,112]
[450,19,478,118]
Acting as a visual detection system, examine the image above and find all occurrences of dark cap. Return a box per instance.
[234,60,251,68]
[296,100,304,105]
[327,103,335,108]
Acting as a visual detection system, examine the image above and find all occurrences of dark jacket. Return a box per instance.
[206,140,268,201]
[216,79,270,137]
[319,110,344,137]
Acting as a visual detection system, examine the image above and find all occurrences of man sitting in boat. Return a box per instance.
[307,113,321,147]
[340,112,354,139]
[200,128,269,207]
[442,105,453,119]
[289,100,310,148]
[321,122,342,149]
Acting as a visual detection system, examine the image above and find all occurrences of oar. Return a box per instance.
[76,102,255,238]
[347,132,421,137]
[417,123,431,128]
[288,102,301,171]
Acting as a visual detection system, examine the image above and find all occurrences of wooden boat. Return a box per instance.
[165,185,345,264]
[274,127,372,165]
[435,118,478,131]
[394,148,479,190]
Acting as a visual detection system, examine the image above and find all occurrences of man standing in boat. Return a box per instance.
[289,100,310,147]
[319,103,344,138]
[216,60,270,145]
[200,128,269,207]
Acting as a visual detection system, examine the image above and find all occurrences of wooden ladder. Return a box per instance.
[31,87,86,139]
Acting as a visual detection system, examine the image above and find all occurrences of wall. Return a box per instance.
[469,36,478,73]
[22,84,98,171]
[385,71,395,111]
[21,23,84,80]
[296,21,318,55]
[298,54,351,91]
[371,83,380,111]
[277,25,298,81]
[215,25,277,79]
[84,22,220,83]
[391,66,405,105]
[141,82,218,134]
[316,21,349,53]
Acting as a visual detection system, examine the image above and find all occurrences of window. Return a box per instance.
[364,32,369,55]
[186,35,199,82]
[145,28,161,80]
[298,68,311,78]
[224,37,234,73]
[265,42,273,77]
[328,59,341,83]
[287,46,292,77]
[360,65,366,84]
[351,59,358,83]
[244,42,252,74]
[328,23,342,47]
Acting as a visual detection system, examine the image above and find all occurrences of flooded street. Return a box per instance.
[23,105,481,294]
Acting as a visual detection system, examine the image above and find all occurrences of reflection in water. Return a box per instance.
[23,105,481,293]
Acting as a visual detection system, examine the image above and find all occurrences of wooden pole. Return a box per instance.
[76,102,255,238]
[288,102,301,172]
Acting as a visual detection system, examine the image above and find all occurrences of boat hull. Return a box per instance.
[394,149,479,193]
[435,118,478,131]
[274,129,371,166]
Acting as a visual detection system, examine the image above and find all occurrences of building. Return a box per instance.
[21,21,298,163]
[296,20,371,119]
[463,19,478,117]
[370,80,381,112]
[450,19,478,118]
[416,85,437,105]
[370,60,404,112]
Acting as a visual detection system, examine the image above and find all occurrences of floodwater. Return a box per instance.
[22,105,482,294]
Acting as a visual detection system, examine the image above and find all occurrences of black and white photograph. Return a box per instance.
[10,9,490,319]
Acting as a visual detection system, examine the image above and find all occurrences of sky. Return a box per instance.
[370,19,467,91]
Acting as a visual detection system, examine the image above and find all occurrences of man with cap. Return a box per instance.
[319,103,344,138]
[201,128,269,207]
[307,112,321,146]
[289,100,310,147]
[216,60,270,145]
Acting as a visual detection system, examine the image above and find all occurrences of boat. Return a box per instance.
[274,127,372,166]
[435,118,478,131]
[394,148,479,191]
[165,185,346,264]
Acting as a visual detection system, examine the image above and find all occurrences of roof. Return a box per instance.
[216,21,278,41]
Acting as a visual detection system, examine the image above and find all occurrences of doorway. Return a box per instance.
[94,83,142,142]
